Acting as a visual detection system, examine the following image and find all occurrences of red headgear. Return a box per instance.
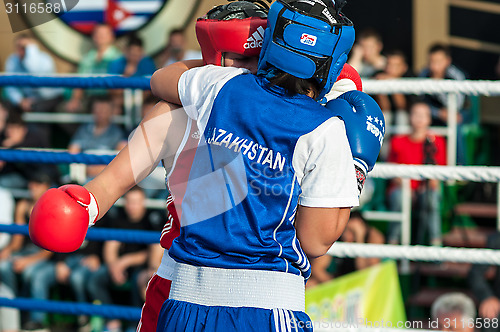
[196,1,268,66]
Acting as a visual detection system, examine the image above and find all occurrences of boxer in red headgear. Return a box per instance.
[137,2,269,331]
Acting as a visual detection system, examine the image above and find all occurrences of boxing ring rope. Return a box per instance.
[3,223,500,264]
[362,78,500,95]
[1,74,499,94]
[2,75,500,329]
[1,149,500,182]
[0,73,150,90]
[0,224,160,244]
[0,297,141,321]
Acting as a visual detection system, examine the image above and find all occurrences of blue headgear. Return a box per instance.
[257,0,355,101]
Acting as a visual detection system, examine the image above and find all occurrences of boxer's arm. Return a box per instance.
[85,101,187,220]
[295,206,351,258]
[150,59,204,105]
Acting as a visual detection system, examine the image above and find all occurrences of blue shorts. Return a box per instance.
[156,299,313,332]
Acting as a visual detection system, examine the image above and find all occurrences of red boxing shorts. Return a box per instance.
[137,274,172,332]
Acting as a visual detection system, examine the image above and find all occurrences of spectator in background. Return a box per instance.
[468,233,500,332]
[419,43,466,164]
[0,172,54,331]
[307,211,384,288]
[88,186,162,332]
[0,111,52,189]
[68,95,126,181]
[419,43,466,125]
[431,293,476,332]
[4,34,63,113]
[108,35,156,111]
[387,102,446,246]
[66,24,122,113]
[374,49,413,127]
[159,29,202,68]
[348,28,386,78]
[109,35,156,77]
[33,222,105,329]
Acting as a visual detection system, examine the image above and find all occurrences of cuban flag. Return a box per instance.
[54,0,166,35]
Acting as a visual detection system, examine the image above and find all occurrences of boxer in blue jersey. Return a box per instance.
[149,0,384,331]
[29,0,385,331]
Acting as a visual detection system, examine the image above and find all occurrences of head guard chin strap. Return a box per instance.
[196,1,269,66]
[257,0,355,101]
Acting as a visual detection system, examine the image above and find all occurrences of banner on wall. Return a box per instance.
[305,261,406,329]
[15,0,201,63]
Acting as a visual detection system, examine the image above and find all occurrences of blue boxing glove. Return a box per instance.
[325,90,385,195]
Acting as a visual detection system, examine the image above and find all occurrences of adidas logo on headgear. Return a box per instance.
[244,26,265,49]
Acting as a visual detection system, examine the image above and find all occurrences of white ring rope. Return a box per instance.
[363,78,500,95]
[371,163,500,182]
[329,242,500,265]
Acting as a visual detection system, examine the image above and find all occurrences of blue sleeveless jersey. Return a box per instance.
[168,66,358,279]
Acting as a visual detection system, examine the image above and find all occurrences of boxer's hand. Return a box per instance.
[324,63,363,101]
[29,185,98,253]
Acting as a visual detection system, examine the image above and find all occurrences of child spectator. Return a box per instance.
[419,43,466,125]
[65,24,122,113]
[158,29,202,68]
[374,49,413,127]
[348,28,386,78]
[108,35,156,111]
[387,102,446,246]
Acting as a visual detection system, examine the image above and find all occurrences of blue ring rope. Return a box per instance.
[0,224,160,244]
[0,74,151,90]
[0,74,158,322]
[0,297,141,320]
[0,149,115,165]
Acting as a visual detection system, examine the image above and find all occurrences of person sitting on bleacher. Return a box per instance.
[468,233,500,332]
[374,49,414,128]
[68,95,127,182]
[387,101,447,246]
[87,186,162,332]
[0,172,55,331]
[419,43,467,164]
[108,35,157,112]
[65,24,122,113]
[32,218,105,330]
[0,110,50,189]
[4,34,63,113]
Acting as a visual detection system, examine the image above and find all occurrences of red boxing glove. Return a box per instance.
[325,63,363,101]
[29,185,99,253]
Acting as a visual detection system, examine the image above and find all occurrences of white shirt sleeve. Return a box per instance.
[178,65,249,124]
[292,117,359,208]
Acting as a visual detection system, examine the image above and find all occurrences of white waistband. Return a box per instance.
[169,263,305,312]
[156,249,176,280]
